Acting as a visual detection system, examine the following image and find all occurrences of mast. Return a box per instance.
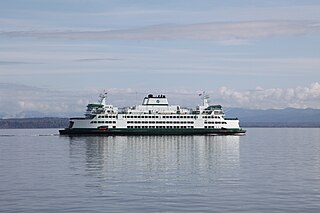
[201,91,209,108]
[99,91,108,106]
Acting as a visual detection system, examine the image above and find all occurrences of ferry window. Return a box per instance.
[113,121,116,123]
[134,116,137,118]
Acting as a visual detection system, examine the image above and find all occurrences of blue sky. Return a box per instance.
[1,0,320,116]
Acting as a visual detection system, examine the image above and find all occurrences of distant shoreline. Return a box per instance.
[0,118,319,129]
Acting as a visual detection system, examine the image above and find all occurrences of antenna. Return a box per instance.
[99,90,107,105]
[200,91,209,107]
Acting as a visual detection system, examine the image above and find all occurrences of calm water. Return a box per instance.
[1,128,320,212]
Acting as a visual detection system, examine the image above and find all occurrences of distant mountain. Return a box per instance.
[0,117,69,129]
[226,108,320,122]
[0,111,82,119]
[225,108,320,127]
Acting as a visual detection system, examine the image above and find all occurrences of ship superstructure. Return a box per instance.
[59,92,246,135]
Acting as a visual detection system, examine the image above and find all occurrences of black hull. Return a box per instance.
[59,128,246,136]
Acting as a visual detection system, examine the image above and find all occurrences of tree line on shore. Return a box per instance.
[0,118,69,129]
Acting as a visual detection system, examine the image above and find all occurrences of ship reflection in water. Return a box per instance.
[68,136,240,189]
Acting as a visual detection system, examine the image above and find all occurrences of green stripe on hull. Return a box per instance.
[59,128,246,136]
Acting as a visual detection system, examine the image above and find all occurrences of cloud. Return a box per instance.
[74,58,121,62]
[1,21,319,41]
[216,82,320,109]
[0,60,39,65]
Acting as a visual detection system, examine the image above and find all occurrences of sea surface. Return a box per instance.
[1,128,320,212]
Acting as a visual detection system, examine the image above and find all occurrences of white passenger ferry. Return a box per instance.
[59,92,246,135]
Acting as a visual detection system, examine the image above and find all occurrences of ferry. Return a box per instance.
[59,92,246,135]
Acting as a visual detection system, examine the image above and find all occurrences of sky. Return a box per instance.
[1,0,320,117]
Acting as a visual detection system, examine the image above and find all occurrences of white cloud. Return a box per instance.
[216,82,320,109]
[1,21,319,41]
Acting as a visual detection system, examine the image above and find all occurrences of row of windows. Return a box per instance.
[205,121,227,124]
[127,126,194,129]
[127,121,194,124]
[98,115,117,118]
[91,121,116,124]
[98,115,222,119]
[124,115,197,119]
[204,126,215,129]
[203,116,221,119]
[214,111,224,115]
[98,115,221,119]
